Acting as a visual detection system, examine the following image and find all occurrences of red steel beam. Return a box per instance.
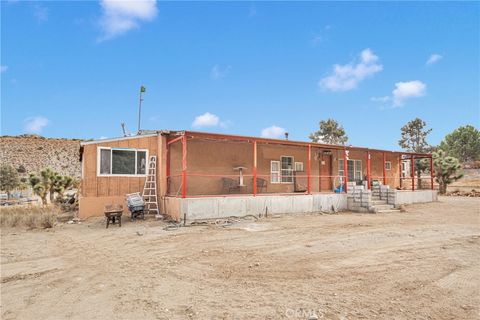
[184,130,431,157]
[182,135,187,198]
[307,144,311,194]
[366,151,371,190]
[383,152,387,185]
[430,155,434,190]
[398,155,402,188]
[166,145,170,193]
[343,149,348,193]
[253,140,257,196]
[411,155,415,191]
[167,135,183,145]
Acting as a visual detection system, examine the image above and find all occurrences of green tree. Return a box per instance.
[29,173,48,205]
[399,118,433,189]
[53,175,75,200]
[0,165,20,199]
[432,150,463,194]
[309,119,348,145]
[438,125,480,163]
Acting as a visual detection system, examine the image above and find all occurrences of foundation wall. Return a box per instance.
[168,194,347,221]
[393,190,438,206]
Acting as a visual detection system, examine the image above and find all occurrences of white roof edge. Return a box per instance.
[80,133,158,146]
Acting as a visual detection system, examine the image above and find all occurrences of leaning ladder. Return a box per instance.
[142,156,159,216]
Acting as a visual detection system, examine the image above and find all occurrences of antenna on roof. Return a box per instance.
[121,122,131,137]
[284,132,289,140]
[137,85,146,134]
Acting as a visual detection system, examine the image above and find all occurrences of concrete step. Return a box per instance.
[373,204,395,210]
[371,200,388,205]
[377,209,401,213]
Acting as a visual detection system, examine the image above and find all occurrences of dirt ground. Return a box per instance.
[1,196,479,320]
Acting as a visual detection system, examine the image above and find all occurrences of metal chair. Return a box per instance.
[221,178,240,193]
[256,178,267,193]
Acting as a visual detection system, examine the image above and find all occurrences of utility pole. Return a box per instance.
[137,85,146,134]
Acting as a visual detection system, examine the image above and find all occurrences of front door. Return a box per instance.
[320,153,332,191]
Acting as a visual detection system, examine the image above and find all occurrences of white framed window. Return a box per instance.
[97,147,148,176]
[294,162,304,172]
[339,159,363,182]
[281,156,294,183]
[385,161,391,170]
[270,161,280,183]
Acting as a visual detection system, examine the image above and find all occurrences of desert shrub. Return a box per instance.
[0,206,59,229]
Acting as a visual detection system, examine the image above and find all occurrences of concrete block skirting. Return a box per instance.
[164,194,347,222]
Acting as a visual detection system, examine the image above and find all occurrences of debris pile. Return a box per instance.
[445,189,480,197]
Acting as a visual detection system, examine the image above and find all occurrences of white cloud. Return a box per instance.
[24,116,49,134]
[0,65,8,73]
[99,136,108,140]
[34,5,48,22]
[319,48,383,92]
[98,0,158,41]
[370,96,391,103]
[261,126,286,139]
[426,53,442,65]
[210,64,231,80]
[192,112,220,128]
[392,80,426,107]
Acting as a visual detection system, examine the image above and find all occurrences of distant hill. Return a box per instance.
[0,135,82,178]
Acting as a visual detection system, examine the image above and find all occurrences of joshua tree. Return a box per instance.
[29,169,77,205]
[29,173,49,205]
[309,119,348,145]
[53,175,76,200]
[0,164,20,199]
[432,150,463,194]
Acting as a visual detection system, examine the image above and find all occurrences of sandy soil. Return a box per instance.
[1,196,479,320]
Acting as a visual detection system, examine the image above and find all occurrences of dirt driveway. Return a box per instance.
[1,196,479,320]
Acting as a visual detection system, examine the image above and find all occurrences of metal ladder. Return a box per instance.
[142,156,159,216]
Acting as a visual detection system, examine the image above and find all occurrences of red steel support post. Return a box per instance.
[166,146,170,193]
[307,144,311,194]
[182,135,187,198]
[343,149,348,193]
[411,155,415,191]
[399,155,402,188]
[366,152,371,190]
[383,152,387,185]
[253,140,257,196]
[430,155,434,190]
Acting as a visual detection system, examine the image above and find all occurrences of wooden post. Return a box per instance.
[182,134,187,198]
[343,149,348,193]
[411,155,415,191]
[366,151,371,190]
[430,155,434,190]
[253,140,257,196]
[307,144,311,194]
[383,152,387,185]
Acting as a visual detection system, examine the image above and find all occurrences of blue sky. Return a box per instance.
[1,1,479,150]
